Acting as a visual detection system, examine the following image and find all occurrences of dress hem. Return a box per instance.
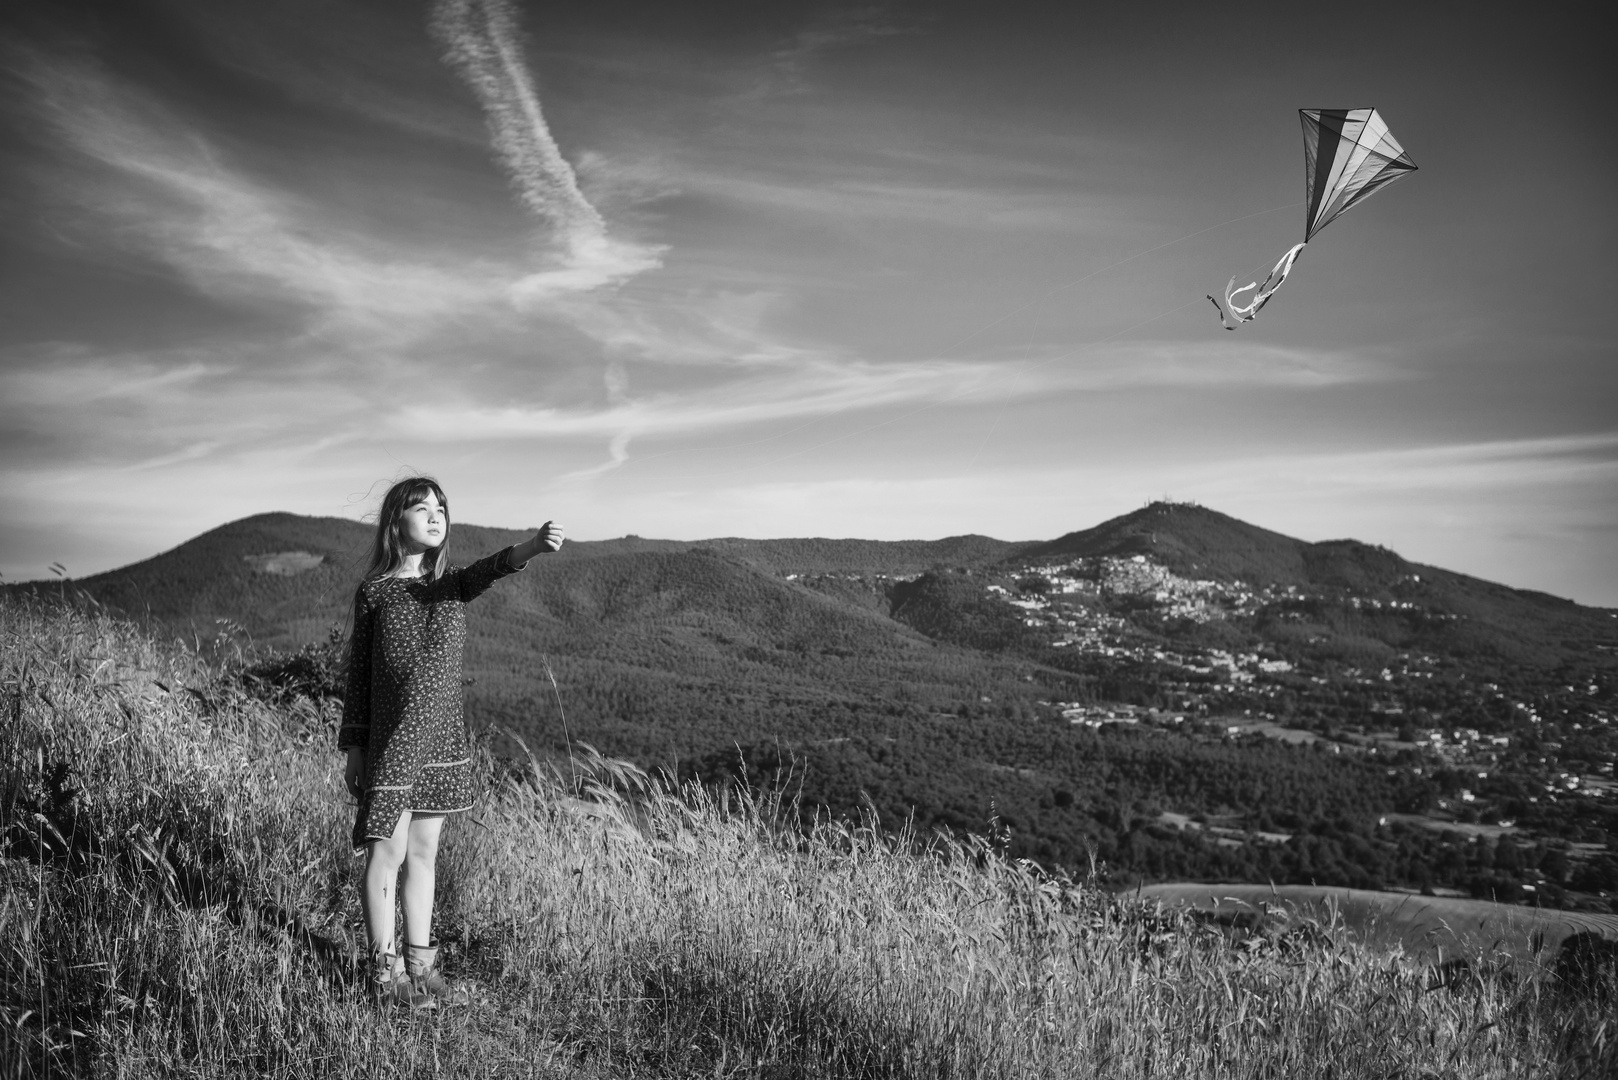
[352,802,474,849]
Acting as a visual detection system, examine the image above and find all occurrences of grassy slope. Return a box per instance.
[4,597,1613,1079]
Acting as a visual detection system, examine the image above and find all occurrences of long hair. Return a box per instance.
[363,476,451,582]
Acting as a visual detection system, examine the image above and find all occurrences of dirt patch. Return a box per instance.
[1216,719,1321,745]
[1135,882,1618,967]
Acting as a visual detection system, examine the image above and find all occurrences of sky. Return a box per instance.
[2,0,1614,605]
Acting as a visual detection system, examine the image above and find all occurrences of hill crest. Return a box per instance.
[6,503,1615,914]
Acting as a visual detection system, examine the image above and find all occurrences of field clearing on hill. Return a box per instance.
[1214,718,1322,744]
[1385,812,1521,839]
[1136,882,1618,966]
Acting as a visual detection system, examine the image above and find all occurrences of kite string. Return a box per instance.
[611,201,1304,480]
[630,201,1305,483]
[964,238,1303,463]
[672,289,1235,483]
[960,292,1213,471]
[929,200,1305,359]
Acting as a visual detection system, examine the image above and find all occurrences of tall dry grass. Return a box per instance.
[2,595,1610,1078]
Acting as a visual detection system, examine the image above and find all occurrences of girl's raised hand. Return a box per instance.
[508,520,565,568]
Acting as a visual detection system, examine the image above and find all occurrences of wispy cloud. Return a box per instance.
[385,336,1405,451]
[19,51,506,338]
[761,6,921,96]
[1208,432,1618,496]
[0,344,368,467]
[429,0,662,299]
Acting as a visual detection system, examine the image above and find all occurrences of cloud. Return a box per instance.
[510,232,664,302]
[381,334,1405,450]
[554,428,635,485]
[650,166,1117,232]
[761,6,922,96]
[18,51,507,338]
[0,343,369,468]
[429,0,662,296]
[1205,432,1618,497]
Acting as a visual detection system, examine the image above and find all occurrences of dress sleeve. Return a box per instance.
[448,546,523,604]
[337,586,374,751]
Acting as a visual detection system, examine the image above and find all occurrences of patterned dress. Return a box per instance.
[338,548,522,849]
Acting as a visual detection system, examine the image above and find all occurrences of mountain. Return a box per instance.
[18,512,1027,649]
[1022,501,1611,669]
[1027,502,1315,583]
[7,511,1053,773]
[9,504,1615,906]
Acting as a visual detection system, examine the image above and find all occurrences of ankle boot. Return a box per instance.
[405,940,469,1008]
[366,945,414,1007]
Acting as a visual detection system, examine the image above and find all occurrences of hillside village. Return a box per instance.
[796,550,1614,777]
[786,538,1617,908]
[987,551,1616,893]
[989,551,1608,725]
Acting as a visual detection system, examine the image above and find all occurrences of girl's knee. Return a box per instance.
[406,834,441,867]
[407,814,445,859]
[367,834,409,872]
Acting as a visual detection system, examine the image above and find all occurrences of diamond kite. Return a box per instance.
[1211,108,1417,329]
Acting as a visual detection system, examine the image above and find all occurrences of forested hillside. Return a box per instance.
[10,503,1615,910]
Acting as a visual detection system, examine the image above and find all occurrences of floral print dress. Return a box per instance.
[338,548,521,849]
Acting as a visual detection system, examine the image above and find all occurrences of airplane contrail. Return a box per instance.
[431,0,655,286]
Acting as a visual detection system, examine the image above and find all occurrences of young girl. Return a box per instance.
[338,476,563,1008]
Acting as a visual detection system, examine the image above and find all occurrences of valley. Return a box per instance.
[11,501,1615,915]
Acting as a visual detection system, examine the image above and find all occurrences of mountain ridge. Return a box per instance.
[7,501,1615,907]
[15,501,1608,617]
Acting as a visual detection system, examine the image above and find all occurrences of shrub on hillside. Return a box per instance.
[242,626,347,705]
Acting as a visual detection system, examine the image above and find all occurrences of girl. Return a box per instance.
[339,476,563,1008]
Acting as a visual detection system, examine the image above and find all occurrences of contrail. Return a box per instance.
[431,0,657,291]
[431,0,600,241]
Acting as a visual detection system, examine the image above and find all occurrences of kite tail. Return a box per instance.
[1206,292,1239,330]
[1214,242,1307,328]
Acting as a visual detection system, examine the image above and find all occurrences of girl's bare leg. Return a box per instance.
[401,813,445,948]
[362,811,413,955]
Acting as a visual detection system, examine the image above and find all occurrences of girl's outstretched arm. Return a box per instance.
[506,520,565,568]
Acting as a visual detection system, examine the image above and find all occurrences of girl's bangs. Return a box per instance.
[397,479,448,518]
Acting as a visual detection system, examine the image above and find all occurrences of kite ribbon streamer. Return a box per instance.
[1212,241,1306,329]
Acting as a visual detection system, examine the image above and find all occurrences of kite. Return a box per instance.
[1211,108,1417,329]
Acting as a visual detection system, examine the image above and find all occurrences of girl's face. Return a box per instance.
[398,491,447,554]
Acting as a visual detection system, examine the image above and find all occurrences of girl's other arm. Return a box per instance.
[337,588,373,753]
[506,520,565,569]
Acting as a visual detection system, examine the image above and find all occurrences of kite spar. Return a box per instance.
[1211,108,1417,329]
